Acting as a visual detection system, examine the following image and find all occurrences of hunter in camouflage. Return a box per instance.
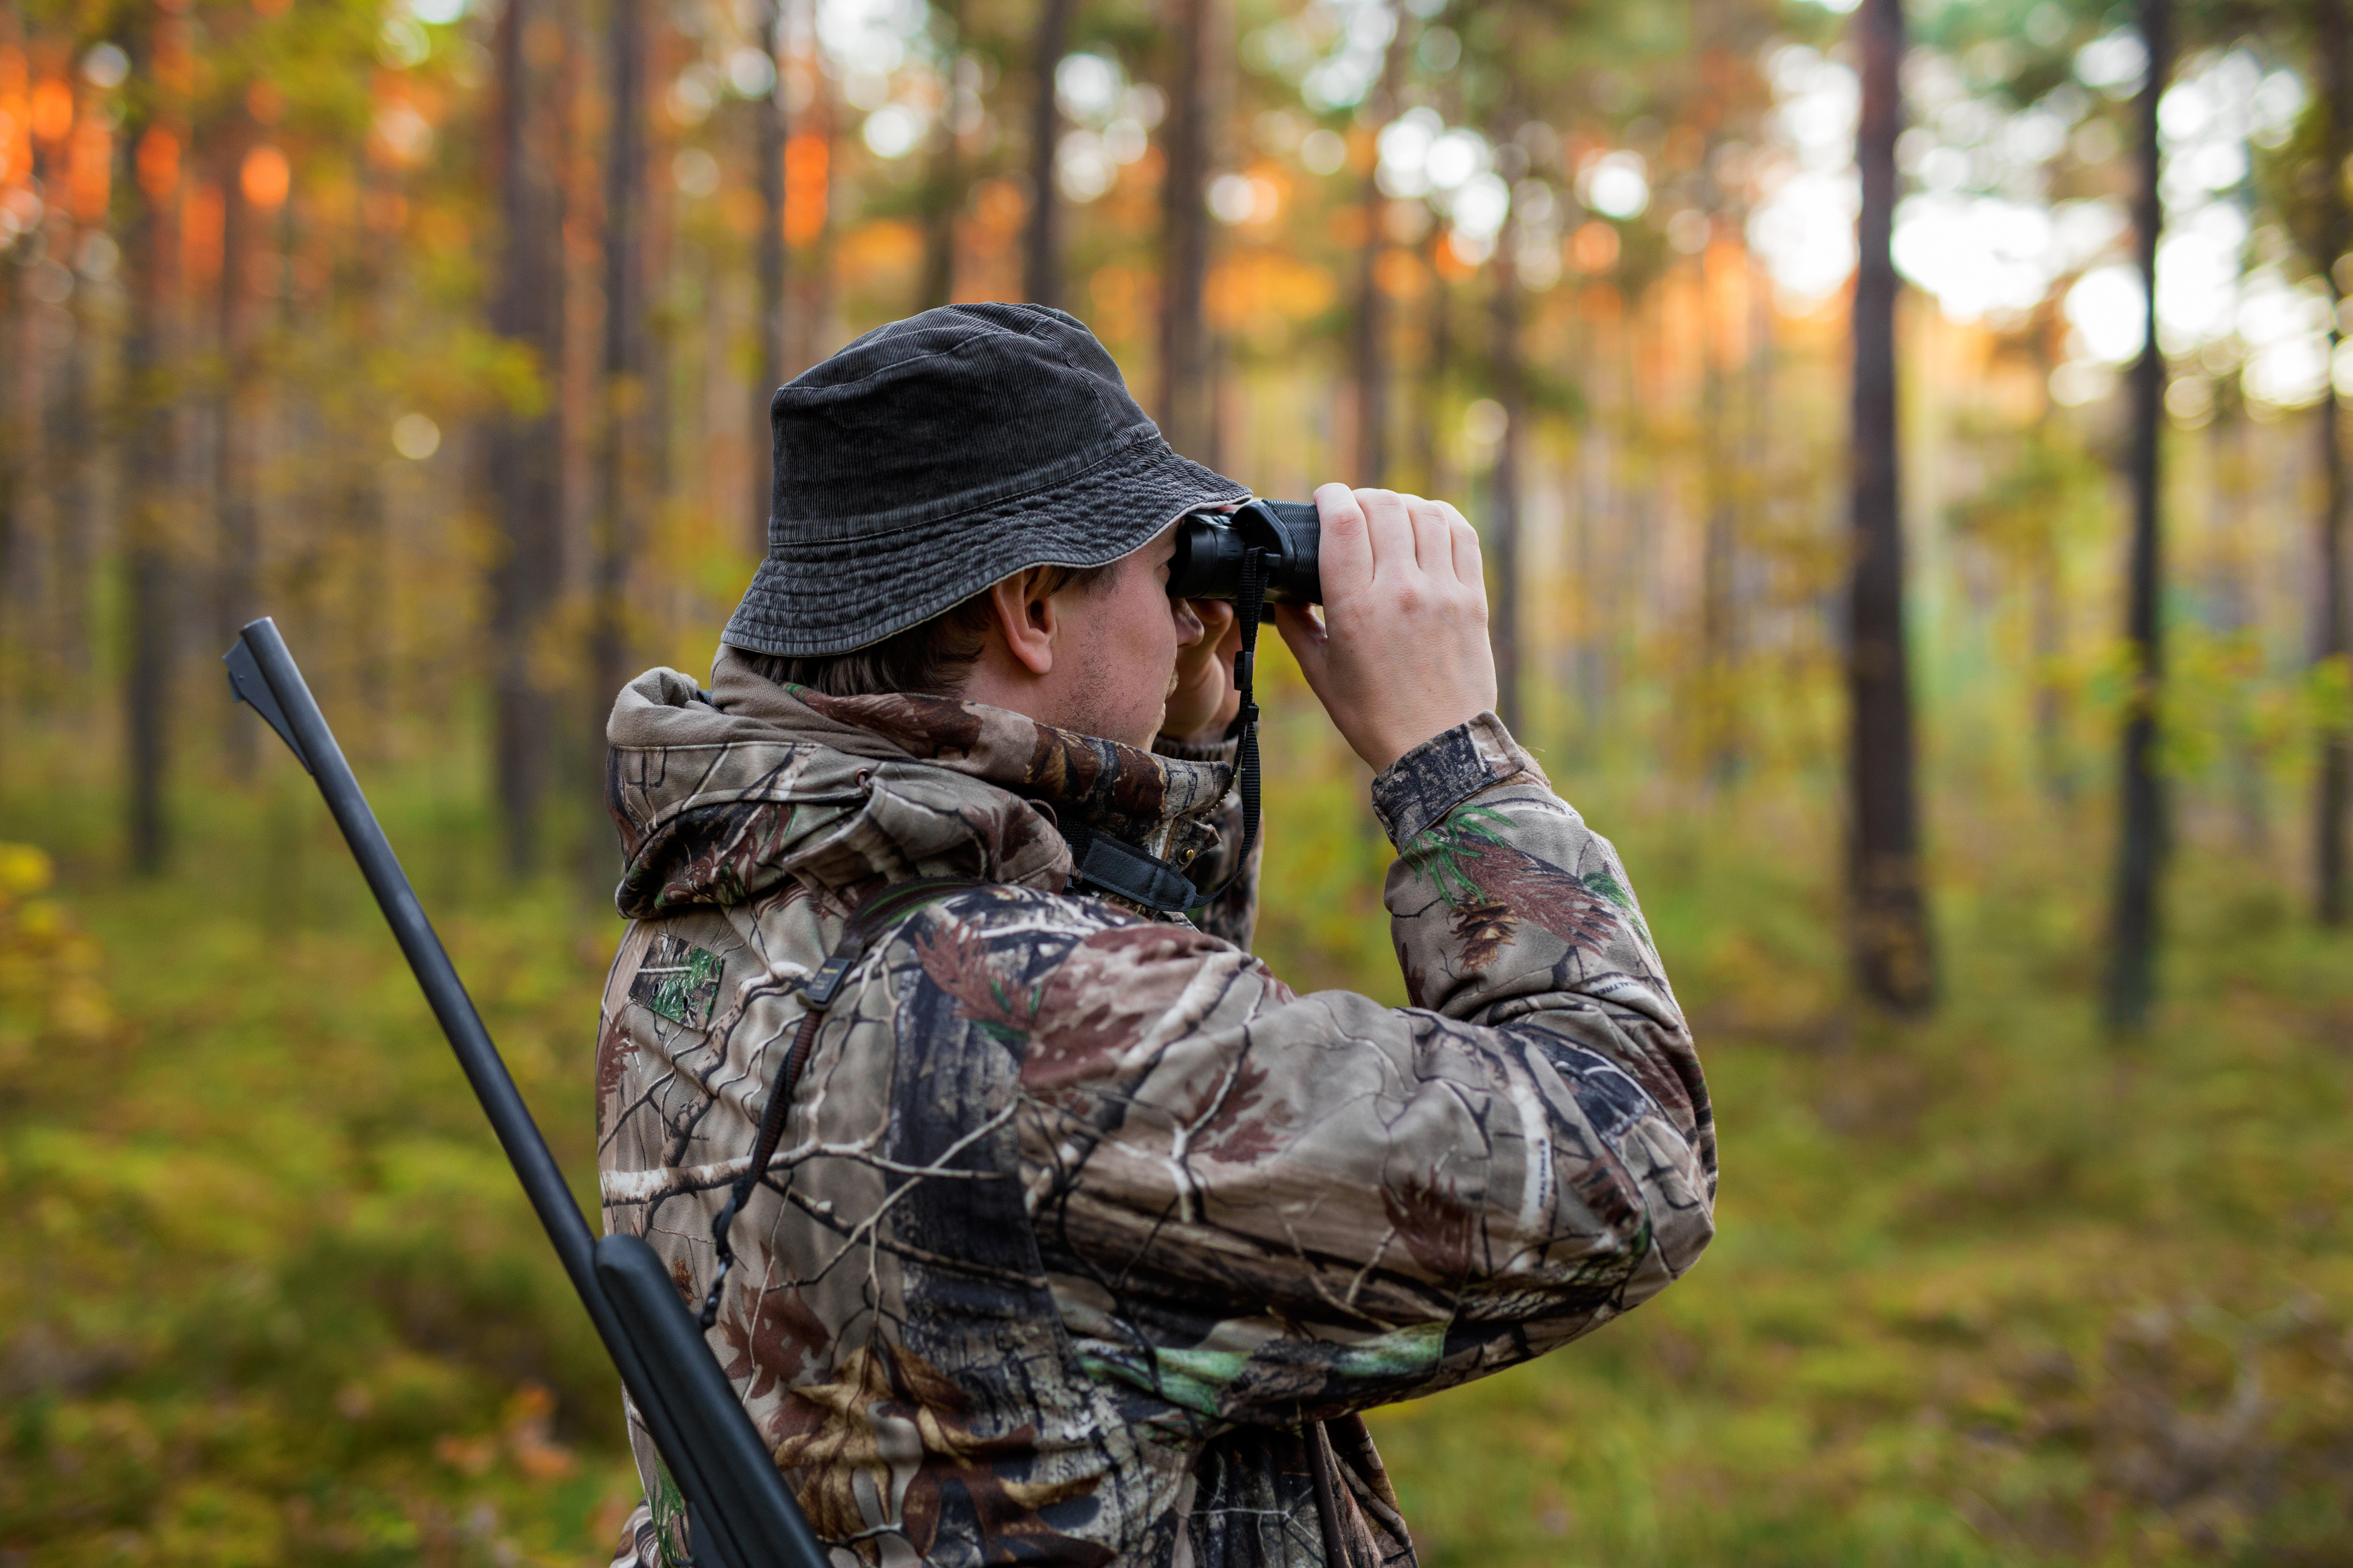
[595,304,1714,1566]
[596,656,1714,1566]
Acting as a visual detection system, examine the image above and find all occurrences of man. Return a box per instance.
[599,303,1713,1567]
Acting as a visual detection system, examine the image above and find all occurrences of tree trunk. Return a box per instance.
[2316,0,2349,925]
[0,0,19,691]
[1490,242,1524,737]
[2031,526,2071,809]
[1024,0,1075,309]
[1702,271,1738,789]
[124,5,182,875]
[53,278,95,684]
[1417,246,1450,499]
[487,0,567,874]
[593,0,646,759]
[919,0,964,311]
[2104,0,2172,1030]
[1156,0,1210,453]
[0,241,19,700]
[1349,22,1409,488]
[1846,0,1932,1011]
[348,153,395,746]
[1574,359,1612,750]
[216,110,260,777]
[802,86,839,371]
[752,0,787,553]
[2212,391,2268,853]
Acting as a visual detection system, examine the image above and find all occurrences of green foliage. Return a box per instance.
[0,765,642,1567]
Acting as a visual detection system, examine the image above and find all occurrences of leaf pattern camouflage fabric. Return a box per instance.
[597,651,1715,1567]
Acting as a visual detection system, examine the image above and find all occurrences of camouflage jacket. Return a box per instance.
[598,649,1715,1568]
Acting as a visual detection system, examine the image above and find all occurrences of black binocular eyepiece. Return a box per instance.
[1166,499,1321,607]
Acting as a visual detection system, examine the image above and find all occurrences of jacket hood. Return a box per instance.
[604,648,1235,919]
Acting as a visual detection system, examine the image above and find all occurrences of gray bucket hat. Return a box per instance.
[722,302,1250,658]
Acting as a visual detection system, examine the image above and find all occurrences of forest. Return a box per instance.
[2,0,2352,1559]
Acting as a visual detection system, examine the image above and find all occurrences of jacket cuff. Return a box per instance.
[1371,712,1543,845]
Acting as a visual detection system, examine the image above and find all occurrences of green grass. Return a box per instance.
[4,729,2350,1566]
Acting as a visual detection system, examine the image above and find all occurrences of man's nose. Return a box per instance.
[1172,597,1206,646]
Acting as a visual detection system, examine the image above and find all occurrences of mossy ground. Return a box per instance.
[3,734,2348,1566]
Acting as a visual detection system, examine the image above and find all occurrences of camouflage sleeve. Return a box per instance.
[1154,730,1257,951]
[1010,712,1714,1427]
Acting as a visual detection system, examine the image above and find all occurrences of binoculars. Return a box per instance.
[1167,499,1322,607]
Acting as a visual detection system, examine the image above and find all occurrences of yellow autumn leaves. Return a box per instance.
[0,844,112,1084]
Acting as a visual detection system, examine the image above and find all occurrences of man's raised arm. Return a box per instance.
[998,485,1712,1421]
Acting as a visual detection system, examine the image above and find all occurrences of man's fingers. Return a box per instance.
[1189,598,1238,650]
[1353,488,1415,581]
[1272,603,1328,690]
[1404,496,1457,583]
[1444,501,1484,590]
[1312,482,1372,605]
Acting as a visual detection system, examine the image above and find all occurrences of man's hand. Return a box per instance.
[1274,484,1497,774]
[1161,600,1243,747]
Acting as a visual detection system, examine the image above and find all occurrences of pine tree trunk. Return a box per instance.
[2031,529,2071,809]
[799,90,839,370]
[216,110,259,777]
[2104,0,2172,1029]
[123,5,182,875]
[593,0,646,754]
[919,0,964,311]
[1846,0,1933,1010]
[1350,200,1386,486]
[2213,395,2268,853]
[1490,243,1524,737]
[2316,0,2349,925]
[1702,287,1737,787]
[752,0,787,552]
[1575,357,1612,749]
[1157,0,1210,453]
[1418,249,1450,499]
[487,0,567,874]
[0,0,19,691]
[1349,24,1408,489]
[0,236,19,696]
[348,153,395,746]
[1024,0,1075,309]
[54,282,95,684]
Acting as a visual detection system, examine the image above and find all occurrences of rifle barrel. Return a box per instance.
[225,616,827,1568]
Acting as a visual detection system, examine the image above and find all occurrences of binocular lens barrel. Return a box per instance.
[1166,499,1323,606]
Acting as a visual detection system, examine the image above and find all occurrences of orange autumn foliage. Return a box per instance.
[241,144,290,209]
[30,78,72,143]
[67,117,108,220]
[181,180,224,285]
[135,127,180,199]
[784,132,828,246]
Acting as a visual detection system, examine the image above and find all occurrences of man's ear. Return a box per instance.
[987,569,1060,677]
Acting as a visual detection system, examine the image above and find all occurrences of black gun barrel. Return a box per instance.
[224,617,828,1568]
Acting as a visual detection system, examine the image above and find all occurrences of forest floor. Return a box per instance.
[4,743,2351,1567]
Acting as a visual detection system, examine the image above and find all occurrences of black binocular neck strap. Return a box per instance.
[1190,547,1268,914]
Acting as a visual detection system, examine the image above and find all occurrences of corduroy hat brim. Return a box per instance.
[722,430,1249,659]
